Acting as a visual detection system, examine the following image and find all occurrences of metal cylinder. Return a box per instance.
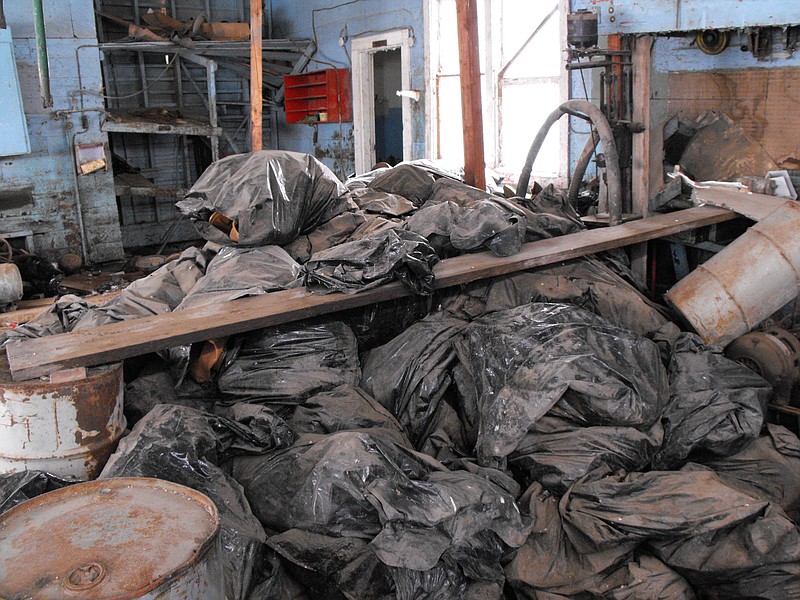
[0,361,126,480]
[0,263,23,307]
[666,200,800,347]
[0,477,224,599]
[567,10,599,49]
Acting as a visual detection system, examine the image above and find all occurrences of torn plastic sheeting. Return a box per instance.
[352,188,417,217]
[0,471,72,515]
[344,165,392,191]
[281,211,367,264]
[100,403,289,600]
[457,303,668,468]
[1,294,96,344]
[289,384,406,436]
[216,320,360,406]
[365,470,530,577]
[523,183,586,238]
[404,178,527,258]
[367,163,436,206]
[339,293,433,351]
[231,428,437,538]
[685,423,800,512]
[267,529,393,600]
[304,229,439,296]
[560,469,769,554]
[651,503,800,599]
[176,245,302,311]
[360,314,468,445]
[392,563,503,600]
[508,415,663,495]
[177,150,355,246]
[652,332,771,470]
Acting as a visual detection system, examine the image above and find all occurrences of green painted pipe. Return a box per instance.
[32,0,52,107]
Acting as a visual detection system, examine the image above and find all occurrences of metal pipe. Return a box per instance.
[517,99,622,225]
[32,0,52,108]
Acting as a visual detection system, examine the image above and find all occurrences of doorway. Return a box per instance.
[352,29,413,173]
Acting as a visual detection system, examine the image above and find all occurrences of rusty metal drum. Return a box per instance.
[667,200,800,347]
[0,477,224,599]
[0,359,126,480]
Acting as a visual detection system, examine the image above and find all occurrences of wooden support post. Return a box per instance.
[630,35,653,284]
[455,0,485,190]
[250,0,263,151]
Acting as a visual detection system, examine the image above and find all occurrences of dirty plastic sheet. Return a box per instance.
[177,150,355,246]
[73,246,208,330]
[560,469,769,554]
[281,211,367,264]
[505,483,694,600]
[2,294,96,344]
[404,178,527,257]
[352,188,417,217]
[651,503,800,599]
[360,314,468,445]
[508,415,663,494]
[652,333,771,469]
[367,163,436,206]
[685,423,800,512]
[304,229,439,295]
[289,384,406,436]
[217,320,360,405]
[522,183,585,239]
[344,166,392,191]
[176,245,302,311]
[456,303,668,468]
[366,470,530,579]
[0,471,72,515]
[339,294,433,351]
[100,403,289,600]
[231,428,436,537]
[267,529,393,600]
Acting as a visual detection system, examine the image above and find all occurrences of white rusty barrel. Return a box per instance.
[667,200,800,347]
[0,359,126,480]
[0,263,23,308]
[0,477,224,599]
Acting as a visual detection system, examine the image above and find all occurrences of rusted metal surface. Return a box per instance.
[726,328,800,406]
[0,359,125,480]
[0,263,23,309]
[667,201,800,347]
[0,477,223,599]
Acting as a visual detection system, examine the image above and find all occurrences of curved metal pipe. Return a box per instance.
[567,129,599,208]
[517,99,622,225]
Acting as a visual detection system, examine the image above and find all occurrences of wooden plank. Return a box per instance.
[455,0,485,190]
[250,0,263,151]
[630,35,653,284]
[5,206,736,381]
[692,186,789,221]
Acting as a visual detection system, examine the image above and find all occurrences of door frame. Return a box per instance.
[351,28,413,174]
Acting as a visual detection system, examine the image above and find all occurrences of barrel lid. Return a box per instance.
[0,477,219,599]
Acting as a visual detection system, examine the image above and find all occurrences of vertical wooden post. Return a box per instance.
[455,0,485,190]
[250,0,263,151]
[630,35,653,284]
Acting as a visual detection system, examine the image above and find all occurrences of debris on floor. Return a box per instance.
[2,150,800,600]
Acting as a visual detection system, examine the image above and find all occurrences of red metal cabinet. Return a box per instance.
[283,69,353,124]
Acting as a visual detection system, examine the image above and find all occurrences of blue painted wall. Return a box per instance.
[269,0,426,178]
[2,0,123,263]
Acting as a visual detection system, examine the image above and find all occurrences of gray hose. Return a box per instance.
[567,129,600,208]
[517,99,622,225]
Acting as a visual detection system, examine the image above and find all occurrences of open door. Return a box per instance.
[351,29,413,174]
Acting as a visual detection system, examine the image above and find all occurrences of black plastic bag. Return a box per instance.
[352,188,417,217]
[360,314,468,445]
[100,403,288,600]
[176,245,302,310]
[217,320,360,405]
[456,303,668,468]
[367,163,436,206]
[177,150,355,246]
[404,177,527,257]
[231,428,436,538]
[508,415,663,494]
[339,294,434,351]
[685,423,800,512]
[281,211,367,264]
[0,471,72,515]
[267,529,393,600]
[289,384,406,436]
[304,229,439,295]
[652,333,771,469]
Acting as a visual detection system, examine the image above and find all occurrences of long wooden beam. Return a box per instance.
[455,0,485,190]
[5,206,736,381]
[250,0,263,150]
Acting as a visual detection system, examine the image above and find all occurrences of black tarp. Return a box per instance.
[0,471,72,515]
